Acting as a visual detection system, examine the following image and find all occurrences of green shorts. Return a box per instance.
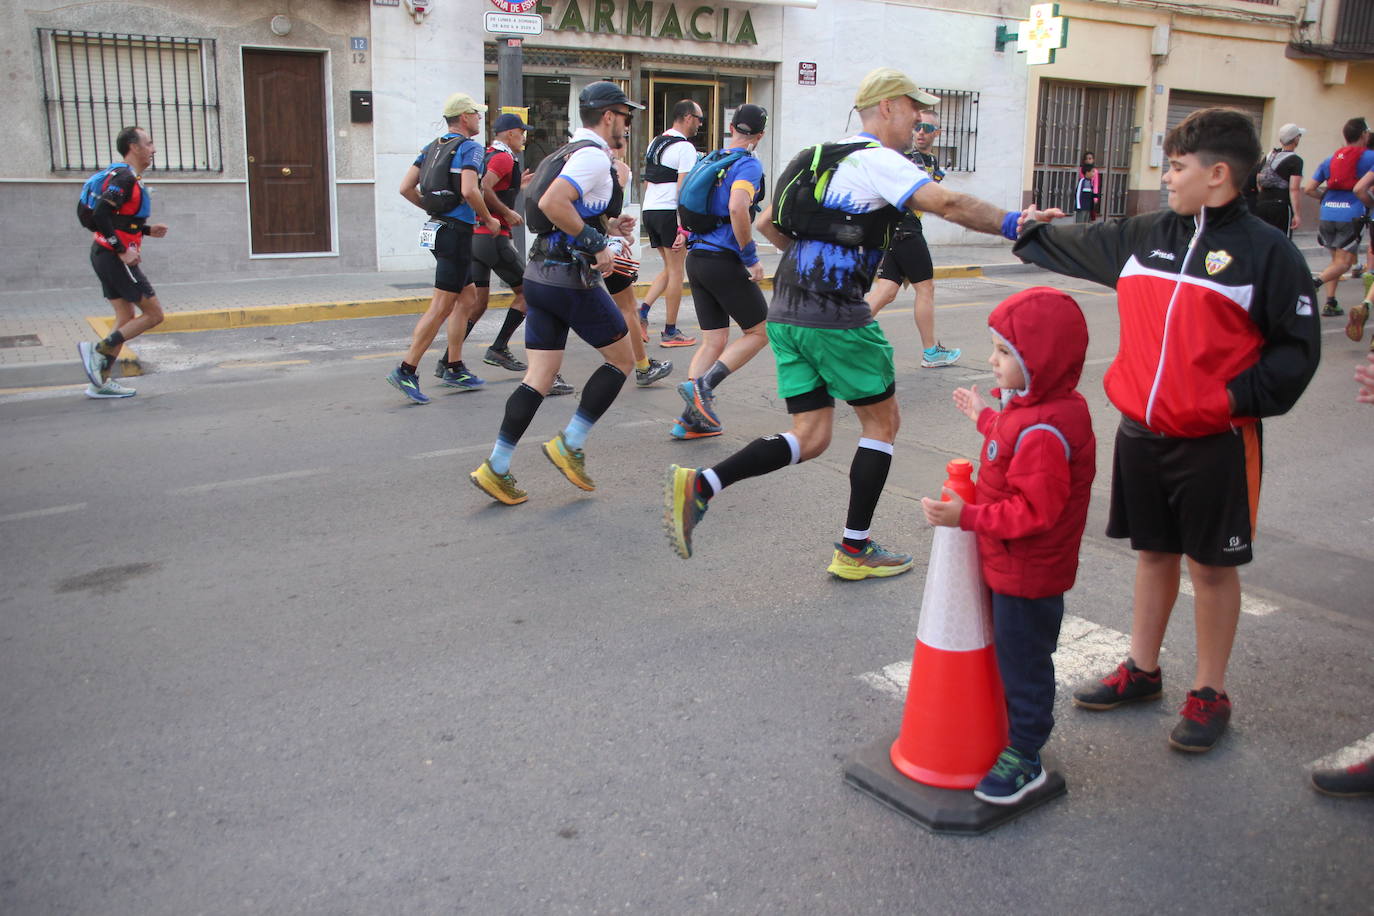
[767,321,896,406]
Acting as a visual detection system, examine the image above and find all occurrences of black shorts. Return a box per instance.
[686,249,768,331]
[1106,417,1262,567]
[470,233,524,289]
[604,271,635,296]
[643,209,680,250]
[90,244,155,303]
[875,226,934,286]
[1253,193,1291,237]
[432,221,474,293]
[523,277,628,351]
[1318,219,1364,254]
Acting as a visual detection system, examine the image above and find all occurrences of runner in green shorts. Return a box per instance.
[768,323,895,404]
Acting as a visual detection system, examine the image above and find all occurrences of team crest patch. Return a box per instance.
[986,440,999,461]
[1204,249,1233,276]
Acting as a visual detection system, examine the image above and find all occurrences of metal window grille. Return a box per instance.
[1031,80,1136,218]
[38,29,222,173]
[921,88,978,172]
[1336,0,1374,52]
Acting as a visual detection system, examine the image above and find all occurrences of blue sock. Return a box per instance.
[665,324,677,335]
[562,412,594,450]
[489,436,517,475]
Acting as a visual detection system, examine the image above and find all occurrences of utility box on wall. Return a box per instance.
[350,90,373,123]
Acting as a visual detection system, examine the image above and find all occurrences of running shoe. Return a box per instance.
[677,379,720,427]
[1322,299,1344,317]
[542,432,594,490]
[1168,687,1231,752]
[84,379,136,399]
[77,341,107,387]
[434,356,447,379]
[973,747,1047,806]
[1311,755,1374,798]
[386,366,431,405]
[663,464,709,558]
[660,328,697,348]
[483,346,527,372]
[1346,301,1369,342]
[921,343,962,368]
[669,413,723,439]
[440,363,485,391]
[635,358,673,387]
[548,374,574,397]
[1352,262,1366,279]
[1072,658,1163,710]
[469,460,528,505]
[826,540,915,580]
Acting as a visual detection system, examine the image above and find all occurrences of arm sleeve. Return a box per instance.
[958,431,1070,540]
[91,170,135,250]
[1012,213,1158,289]
[1226,244,1321,419]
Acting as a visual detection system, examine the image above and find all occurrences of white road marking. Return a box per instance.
[1308,732,1374,771]
[858,613,1137,696]
[169,468,329,495]
[0,502,88,523]
[613,419,660,429]
[1177,578,1278,616]
[409,445,487,459]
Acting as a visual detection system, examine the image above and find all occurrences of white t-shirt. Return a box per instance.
[641,128,700,211]
[558,127,616,219]
[820,133,931,215]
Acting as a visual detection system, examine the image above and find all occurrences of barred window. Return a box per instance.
[922,88,978,172]
[38,29,222,173]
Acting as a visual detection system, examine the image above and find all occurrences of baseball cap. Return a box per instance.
[732,104,767,136]
[442,93,487,118]
[854,67,939,112]
[578,81,644,111]
[491,112,529,133]
[1277,123,1305,144]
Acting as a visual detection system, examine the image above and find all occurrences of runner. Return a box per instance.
[638,99,702,349]
[77,126,169,399]
[674,104,770,439]
[470,82,643,505]
[607,142,673,389]
[664,68,1050,578]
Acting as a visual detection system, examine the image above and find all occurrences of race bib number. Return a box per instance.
[419,220,442,250]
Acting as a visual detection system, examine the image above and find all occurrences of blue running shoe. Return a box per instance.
[386,366,430,404]
[440,363,485,391]
[921,342,961,368]
[974,747,1046,805]
[677,380,720,425]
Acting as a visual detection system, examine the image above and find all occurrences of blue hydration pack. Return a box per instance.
[77,163,130,230]
[677,149,751,233]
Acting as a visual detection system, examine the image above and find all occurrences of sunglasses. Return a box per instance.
[612,108,635,124]
[914,123,939,134]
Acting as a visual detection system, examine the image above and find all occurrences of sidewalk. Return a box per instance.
[0,231,1328,390]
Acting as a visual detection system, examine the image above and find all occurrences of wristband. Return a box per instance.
[573,224,608,253]
[1000,211,1020,241]
[740,241,759,267]
[677,226,690,236]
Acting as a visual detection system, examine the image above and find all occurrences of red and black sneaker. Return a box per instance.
[1311,755,1374,798]
[1072,658,1163,710]
[1168,687,1231,753]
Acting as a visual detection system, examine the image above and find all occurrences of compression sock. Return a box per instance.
[489,383,545,474]
[96,329,125,355]
[701,432,801,499]
[492,308,525,349]
[462,319,477,341]
[561,363,627,449]
[842,438,893,551]
[638,302,651,320]
[665,324,679,335]
[699,360,732,395]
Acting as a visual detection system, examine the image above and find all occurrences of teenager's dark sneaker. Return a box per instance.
[483,346,527,372]
[1322,298,1344,317]
[1168,687,1231,753]
[974,747,1047,805]
[1072,658,1163,710]
[1311,755,1374,798]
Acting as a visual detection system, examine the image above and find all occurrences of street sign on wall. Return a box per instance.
[484,11,544,34]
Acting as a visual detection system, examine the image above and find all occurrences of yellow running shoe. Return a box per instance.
[1346,301,1369,342]
[470,460,528,505]
[826,540,915,580]
[663,464,709,558]
[541,432,595,491]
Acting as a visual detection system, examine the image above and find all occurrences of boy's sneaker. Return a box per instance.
[635,358,673,387]
[1168,687,1231,753]
[826,540,915,580]
[85,379,136,399]
[660,328,696,348]
[663,464,708,558]
[483,346,526,372]
[921,342,961,368]
[1322,298,1344,317]
[469,460,528,505]
[549,374,574,396]
[974,747,1047,806]
[1072,658,1163,710]
[541,432,594,490]
[77,341,108,387]
[1310,755,1374,798]
[440,363,485,391]
[1345,301,1369,341]
[386,366,430,405]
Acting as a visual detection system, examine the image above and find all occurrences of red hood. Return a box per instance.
[988,286,1088,408]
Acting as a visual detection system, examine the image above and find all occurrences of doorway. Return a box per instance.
[1031,80,1136,219]
[242,49,331,255]
[649,77,717,154]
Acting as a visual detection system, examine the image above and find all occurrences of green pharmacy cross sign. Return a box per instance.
[996,3,1069,65]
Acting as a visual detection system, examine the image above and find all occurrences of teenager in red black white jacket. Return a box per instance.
[1012,108,1322,754]
[923,286,1096,804]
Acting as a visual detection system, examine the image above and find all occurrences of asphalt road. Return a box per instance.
[2,268,1371,914]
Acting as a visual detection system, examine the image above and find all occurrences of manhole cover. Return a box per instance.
[0,334,41,348]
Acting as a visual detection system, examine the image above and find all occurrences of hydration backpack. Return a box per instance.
[677,149,751,233]
[1256,150,1296,191]
[523,139,616,236]
[76,163,131,230]
[417,135,478,216]
[771,140,898,249]
[643,134,693,184]
[1326,144,1364,191]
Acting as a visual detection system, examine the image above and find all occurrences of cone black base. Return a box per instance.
[843,734,1066,836]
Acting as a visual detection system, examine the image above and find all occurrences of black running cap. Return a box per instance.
[732,104,767,135]
[578,81,644,111]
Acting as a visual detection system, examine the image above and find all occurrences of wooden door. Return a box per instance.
[243,49,330,254]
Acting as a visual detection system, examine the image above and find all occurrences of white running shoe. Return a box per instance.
[85,379,136,399]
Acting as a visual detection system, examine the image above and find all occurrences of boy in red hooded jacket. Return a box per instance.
[923,287,1096,804]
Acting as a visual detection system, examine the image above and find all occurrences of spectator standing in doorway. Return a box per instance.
[1073,151,1101,223]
